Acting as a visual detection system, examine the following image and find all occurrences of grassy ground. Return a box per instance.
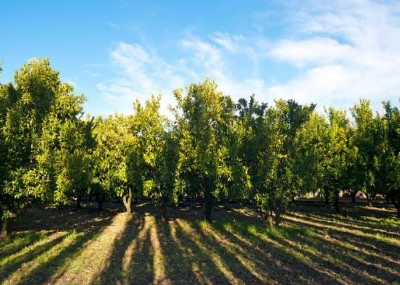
[0,199,399,285]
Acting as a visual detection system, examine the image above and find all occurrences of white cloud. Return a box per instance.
[97,42,185,115]
[266,0,400,109]
[269,38,353,68]
[96,0,400,116]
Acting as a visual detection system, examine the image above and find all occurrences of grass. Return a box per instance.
[0,200,399,285]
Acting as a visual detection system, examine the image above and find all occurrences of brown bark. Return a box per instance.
[203,190,213,223]
[123,187,132,213]
[351,190,357,203]
[334,191,340,213]
[0,220,7,238]
[365,193,372,206]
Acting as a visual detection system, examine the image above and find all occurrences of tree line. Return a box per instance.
[1,58,399,236]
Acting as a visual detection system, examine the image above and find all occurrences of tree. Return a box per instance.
[129,95,179,219]
[175,79,236,222]
[236,95,267,203]
[295,109,351,213]
[349,100,378,204]
[92,114,136,213]
[0,58,85,236]
[377,102,400,217]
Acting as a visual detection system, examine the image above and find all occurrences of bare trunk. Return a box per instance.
[97,195,105,211]
[203,190,213,223]
[366,193,372,207]
[123,187,132,214]
[325,195,330,205]
[0,219,7,238]
[351,191,357,203]
[274,211,282,227]
[392,198,400,218]
[334,191,340,213]
[267,212,274,227]
[0,207,6,237]
[76,196,81,209]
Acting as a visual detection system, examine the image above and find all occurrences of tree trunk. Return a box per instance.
[325,195,330,205]
[161,203,167,220]
[267,215,274,227]
[0,220,7,238]
[366,193,372,207]
[76,196,81,209]
[351,191,357,203]
[0,208,6,238]
[123,187,132,214]
[392,199,400,218]
[203,190,213,223]
[334,191,340,213]
[97,195,105,211]
[274,210,282,227]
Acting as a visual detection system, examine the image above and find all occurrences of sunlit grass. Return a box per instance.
[1,202,399,285]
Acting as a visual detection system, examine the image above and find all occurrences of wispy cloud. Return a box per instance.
[97,0,400,115]
[267,0,400,109]
[97,42,185,115]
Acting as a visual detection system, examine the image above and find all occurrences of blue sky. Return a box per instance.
[1,0,400,115]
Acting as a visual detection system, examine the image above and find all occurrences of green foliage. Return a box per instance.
[175,79,246,221]
[2,57,400,237]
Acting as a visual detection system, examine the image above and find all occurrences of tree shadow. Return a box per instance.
[95,214,144,285]
[0,233,66,283]
[211,221,345,285]
[287,212,400,239]
[172,220,235,284]
[187,220,269,284]
[154,218,208,285]
[290,230,400,283]
[9,229,100,285]
[0,231,52,261]
[283,215,400,251]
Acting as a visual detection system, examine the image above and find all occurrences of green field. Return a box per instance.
[1,200,399,285]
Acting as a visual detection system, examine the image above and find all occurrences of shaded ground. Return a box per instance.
[0,199,399,285]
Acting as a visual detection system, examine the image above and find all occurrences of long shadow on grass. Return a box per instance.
[284,215,400,250]
[287,212,400,240]
[155,219,210,285]
[187,220,268,284]
[125,224,154,284]
[289,230,400,284]
[284,217,400,261]
[0,234,66,283]
[272,229,384,284]
[285,217,400,267]
[10,229,103,285]
[0,232,51,261]
[95,214,144,285]
[284,217,400,275]
[172,220,235,284]
[211,221,344,285]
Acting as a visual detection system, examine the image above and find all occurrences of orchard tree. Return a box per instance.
[92,114,135,213]
[1,58,85,236]
[295,109,352,213]
[54,119,93,208]
[175,79,236,222]
[350,100,378,204]
[378,102,400,216]
[130,95,179,219]
[252,104,290,226]
[235,95,267,203]
[274,99,315,202]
